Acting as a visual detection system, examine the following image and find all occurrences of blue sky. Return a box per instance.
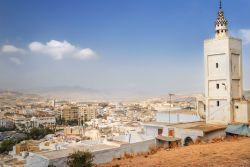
[0,0,249,96]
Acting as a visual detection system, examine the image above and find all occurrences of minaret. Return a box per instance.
[215,0,229,38]
[204,0,243,124]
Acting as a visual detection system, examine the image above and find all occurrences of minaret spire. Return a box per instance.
[215,0,229,38]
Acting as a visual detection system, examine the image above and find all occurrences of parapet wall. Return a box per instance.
[93,139,156,164]
[26,139,156,167]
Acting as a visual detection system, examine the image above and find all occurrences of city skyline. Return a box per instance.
[0,0,249,97]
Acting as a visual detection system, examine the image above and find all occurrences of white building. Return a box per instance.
[143,1,250,146]
[79,105,97,121]
[204,1,250,124]
[30,116,56,127]
[0,118,14,128]
[156,110,201,124]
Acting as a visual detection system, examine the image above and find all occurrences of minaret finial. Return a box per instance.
[215,0,229,38]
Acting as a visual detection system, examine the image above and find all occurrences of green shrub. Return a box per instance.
[67,150,94,167]
[0,139,16,154]
[27,127,54,140]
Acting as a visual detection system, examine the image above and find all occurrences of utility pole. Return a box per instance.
[168,93,174,123]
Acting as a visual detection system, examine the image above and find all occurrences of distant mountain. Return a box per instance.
[0,90,24,97]
[1,88,249,102]
[20,86,157,101]
[22,86,101,100]
[33,86,98,93]
[0,90,43,106]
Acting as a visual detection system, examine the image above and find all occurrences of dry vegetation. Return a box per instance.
[98,137,250,167]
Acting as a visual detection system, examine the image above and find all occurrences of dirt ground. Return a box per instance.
[98,137,250,167]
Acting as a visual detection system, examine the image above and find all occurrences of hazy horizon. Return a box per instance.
[0,0,249,97]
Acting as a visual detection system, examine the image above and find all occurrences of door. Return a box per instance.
[168,129,174,137]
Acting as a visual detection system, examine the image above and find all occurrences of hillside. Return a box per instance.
[98,137,250,167]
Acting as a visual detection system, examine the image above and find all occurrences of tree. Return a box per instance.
[0,126,15,132]
[56,116,65,125]
[67,150,94,167]
[0,139,16,153]
[27,127,54,140]
[67,119,78,126]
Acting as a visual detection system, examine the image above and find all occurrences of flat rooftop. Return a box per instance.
[143,121,227,133]
[142,121,172,127]
[35,144,118,160]
[158,109,198,115]
[168,121,227,133]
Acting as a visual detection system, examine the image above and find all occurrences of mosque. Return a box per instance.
[143,0,250,146]
[204,0,249,125]
[22,1,250,166]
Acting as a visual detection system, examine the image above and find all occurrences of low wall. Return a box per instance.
[93,139,156,164]
[26,139,156,167]
[201,129,226,141]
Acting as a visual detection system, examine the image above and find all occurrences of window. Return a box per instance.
[235,106,239,109]
[217,101,220,107]
[158,129,163,136]
[216,84,220,89]
[216,63,219,68]
[233,65,236,72]
[168,129,174,137]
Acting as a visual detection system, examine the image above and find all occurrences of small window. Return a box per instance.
[216,30,220,34]
[216,84,220,89]
[168,129,174,137]
[235,106,239,109]
[217,101,220,107]
[158,129,163,136]
[216,63,219,68]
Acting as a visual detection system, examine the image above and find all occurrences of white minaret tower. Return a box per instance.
[204,0,243,124]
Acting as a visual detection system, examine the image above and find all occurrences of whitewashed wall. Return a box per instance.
[156,112,200,124]
[25,139,156,167]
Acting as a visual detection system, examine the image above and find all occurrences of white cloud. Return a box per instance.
[75,48,97,60]
[1,45,25,54]
[239,29,250,45]
[29,40,97,60]
[9,57,22,65]
[1,40,98,62]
